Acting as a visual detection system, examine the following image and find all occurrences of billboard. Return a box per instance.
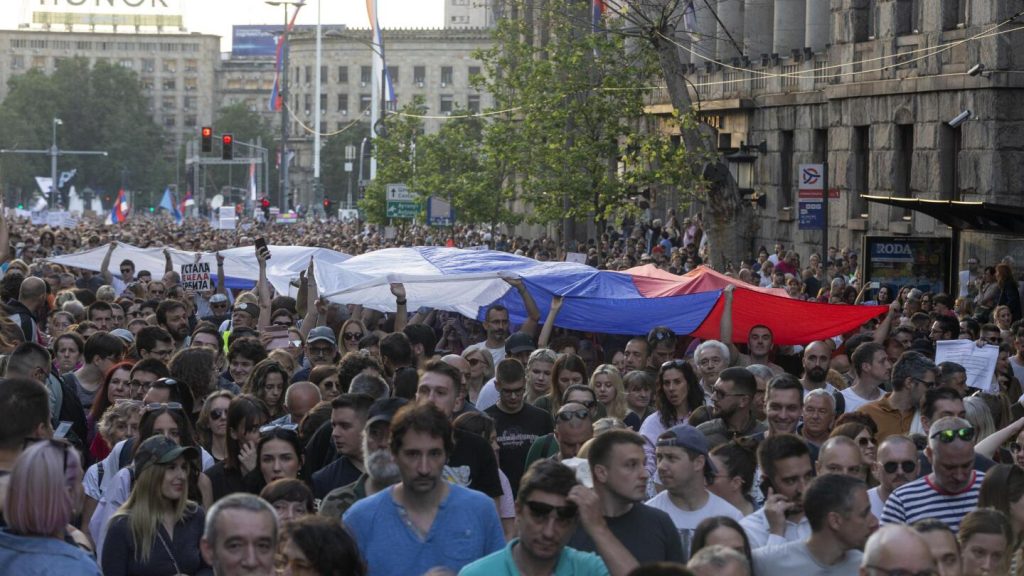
[862,236,952,296]
[30,0,185,28]
[232,24,349,58]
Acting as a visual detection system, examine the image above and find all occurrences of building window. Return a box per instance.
[360,94,371,115]
[305,65,312,84]
[184,77,198,91]
[338,66,348,83]
[320,93,327,112]
[414,66,426,85]
[162,96,176,109]
[184,96,197,110]
[895,0,920,35]
[360,66,372,85]
[850,126,870,218]
[895,124,914,198]
[387,66,399,85]
[440,94,454,115]
[162,59,177,73]
[337,93,349,114]
[780,130,794,209]
[467,94,480,113]
[440,66,453,86]
[320,65,327,84]
[468,66,481,79]
[184,59,198,73]
[164,116,176,128]
[11,55,24,70]
[185,115,197,128]
[142,58,156,73]
[854,0,876,42]
[162,78,176,90]
[141,77,155,91]
[942,0,968,29]
[939,125,962,200]
[304,94,312,114]
[782,64,799,88]
[118,58,133,69]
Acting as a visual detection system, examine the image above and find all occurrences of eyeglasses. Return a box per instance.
[144,402,184,413]
[259,423,299,435]
[210,408,226,421]
[882,460,917,474]
[524,500,578,523]
[151,378,179,388]
[857,436,877,448]
[307,346,335,357]
[910,377,937,390]
[499,387,525,398]
[556,408,590,422]
[343,332,364,341]
[864,567,938,576]
[930,427,975,443]
[467,358,484,366]
[713,387,748,400]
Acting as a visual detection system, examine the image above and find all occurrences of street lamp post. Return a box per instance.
[266,0,305,212]
[345,144,356,209]
[51,118,62,207]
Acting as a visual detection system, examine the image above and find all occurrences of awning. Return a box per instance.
[862,196,1024,235]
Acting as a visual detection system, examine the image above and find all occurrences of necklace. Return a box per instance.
[156,527,181,575]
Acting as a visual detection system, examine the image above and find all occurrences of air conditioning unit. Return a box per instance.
[341,109,347,115]
[443,110,451,116]
[441,82,447,87]
[416,81,424,87]
[360,81,366,87]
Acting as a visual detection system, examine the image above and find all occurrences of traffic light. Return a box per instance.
[323,198,332,212]
[201,127,212,153]
[221,133,233,160]
[260,197,270,219]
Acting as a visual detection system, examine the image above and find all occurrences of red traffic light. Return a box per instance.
[201,126,212,153]
[261,198,270,209]
[222,134,233,145]
[201,127,212,138]
[221,133,234,160]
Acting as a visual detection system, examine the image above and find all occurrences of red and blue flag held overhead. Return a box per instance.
[268,3,303,112]
[108,188,129,224]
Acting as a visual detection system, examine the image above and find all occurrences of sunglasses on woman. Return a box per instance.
[343,332,364,341]
[145,402,184,413]
[210,408,227,421]
[259,423,299,435]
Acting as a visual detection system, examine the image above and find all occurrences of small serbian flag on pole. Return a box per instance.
[592,0,605,32]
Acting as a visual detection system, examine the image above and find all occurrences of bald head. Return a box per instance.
[554,401,593,460]
[18,277,46,304]
[818,436,865,478]
[284,381,321,423]
[862,525,936,574]
[440,354,470,389]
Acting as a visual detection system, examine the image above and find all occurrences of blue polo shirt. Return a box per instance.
[459,539,609,576]
[344,483,504,575]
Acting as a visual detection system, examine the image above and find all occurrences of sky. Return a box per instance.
[7,0,446,50]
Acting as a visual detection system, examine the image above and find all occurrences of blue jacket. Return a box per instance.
[0,528,100,576]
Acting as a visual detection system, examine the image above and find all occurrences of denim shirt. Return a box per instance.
[0,528,101,576]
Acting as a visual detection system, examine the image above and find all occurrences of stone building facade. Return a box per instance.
[0,29,220,148]
[647,0,1024,266]
[283,28,494,210]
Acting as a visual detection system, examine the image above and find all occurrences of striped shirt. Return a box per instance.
[881,471,984,532]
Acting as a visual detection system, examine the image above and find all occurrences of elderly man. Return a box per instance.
[817,436,868,479]
[552,402,594,462]
[859,351,938,442]
[694,340,730,406]
[881,416,982,531]
[869,435,919,518]
[200,494,278,576]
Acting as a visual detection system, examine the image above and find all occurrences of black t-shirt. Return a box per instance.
[484,403,553,496]
[205,461,258,501]
[567,502,685,565]
[303,420,338,479]
[448,428,502,498]
[311,455,362,500]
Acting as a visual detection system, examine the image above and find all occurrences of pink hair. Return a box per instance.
[4,441,81,536]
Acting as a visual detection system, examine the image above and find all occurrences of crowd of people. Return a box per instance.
[1,208,1024,576]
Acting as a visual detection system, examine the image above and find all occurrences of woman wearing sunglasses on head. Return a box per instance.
[101,435,210,576]
[89,403,213,557]
[195,391,235,464]
[251,424,305,494]
[0,440,99,575]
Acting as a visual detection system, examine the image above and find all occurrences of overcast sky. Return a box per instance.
[9,0,446,50]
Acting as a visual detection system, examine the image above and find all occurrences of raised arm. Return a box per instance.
[976,416,1024,458]
[163,247,173,274]
[505,276,540,336]
[719,284,740,361]
[391,283,408,333]
[0,200,9,265]
[255,247,271,331]
[537,295,564,349]
[568,485,639,576]
[872,299,901,344]
[100,241,117,285]
[299,258,320,339]
[214,252,227,296]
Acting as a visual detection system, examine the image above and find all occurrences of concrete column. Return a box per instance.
[744,0,774,57]
[717,0,745,59]
[773,0,806,55]
[805,0,829,53]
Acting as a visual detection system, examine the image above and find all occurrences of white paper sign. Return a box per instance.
[565,252,587,264]
[958,270,970,298]
[180,262,212,292]
[934,339,999,394]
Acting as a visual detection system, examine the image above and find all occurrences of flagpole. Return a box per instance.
[369,0,381,180]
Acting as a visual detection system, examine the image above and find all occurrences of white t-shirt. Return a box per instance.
[463,341,506,367]
[841,386,881,413]
[868,486,885,519]
[754,540,863,574]
[645,490,744,559]
[1010,356,1024,388]
[475,377,499,412]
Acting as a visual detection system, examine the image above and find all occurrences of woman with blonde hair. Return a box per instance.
[0,440,98,574]
[101,435,208,575]
[461,347,494,405]
[590,364,627,420]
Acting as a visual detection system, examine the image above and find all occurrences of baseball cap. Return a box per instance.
[366,397,409,427]
[133,435,199,476]
[110,328,135,344]
[656,424,717,474]
[233,302,259,318]
[209,293,229,304]
[505,331,537,356]
[307,326,337,346]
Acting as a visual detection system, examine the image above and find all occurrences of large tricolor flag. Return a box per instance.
[159,187,183,225]
[107,188,129,225]
[268,5,303,112]
[366,0,396,105]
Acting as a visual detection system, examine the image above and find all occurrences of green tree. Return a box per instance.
[0,57,170,209]
[320,121,370,210]
[358,99,425,222]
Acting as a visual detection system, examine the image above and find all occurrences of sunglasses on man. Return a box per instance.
[929,427,975,443]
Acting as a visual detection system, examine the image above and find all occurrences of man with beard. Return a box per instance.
[464,280,541,366]
[156,299,191,350]
[800,341,835,395]
[320,398,406,518]
[719,286,785,374]
[868,435,919,518]
[859,351,937,442]
[697,367,766,447]
[694,340,730,407]
[740,433,815,548]
[486,358,554,495]
[343,403,504,574]
[753,474,877,573]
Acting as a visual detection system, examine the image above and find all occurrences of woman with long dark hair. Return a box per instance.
[245,360,290,419]
[534,353,589,417]
[204,394,271,501]
[639,359,702,480]
[88,361,135,462]
[996,263,1022,324]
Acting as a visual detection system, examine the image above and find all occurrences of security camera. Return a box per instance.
[948,110,972,128]
[967,64,986,77]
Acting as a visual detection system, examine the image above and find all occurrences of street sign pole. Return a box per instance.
[822,161,829,261]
